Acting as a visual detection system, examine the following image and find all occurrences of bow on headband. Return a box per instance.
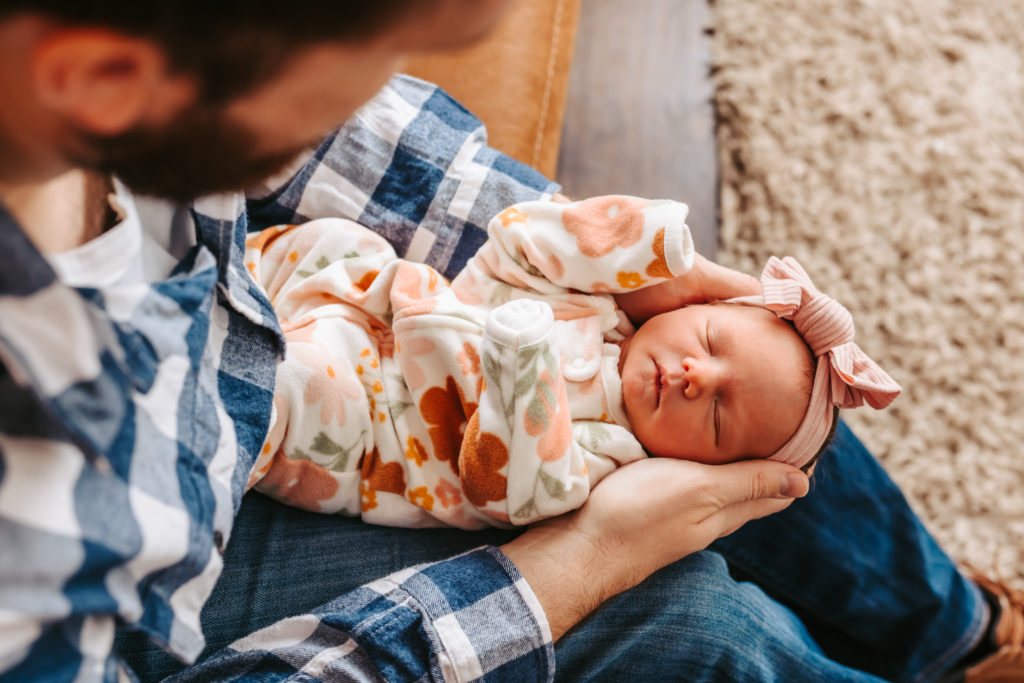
[733,256,901,469]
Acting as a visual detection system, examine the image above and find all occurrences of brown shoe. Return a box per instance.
[965,572,1024,682]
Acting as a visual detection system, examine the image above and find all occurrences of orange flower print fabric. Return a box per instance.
[246,192,692,528]
[419,376,478,476]
[645,227,673,279]
[256,450,341,513]
[472,194,694,296]
[291,345,364,427]
[434,478,463,509]
[361,447,406,513]
[561,195,648,258]
[616,271,647,290]
[362,447,406,494]
[460,412,510,508]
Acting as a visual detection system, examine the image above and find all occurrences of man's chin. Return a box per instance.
[69,110,311,203]
[112,150,305,203]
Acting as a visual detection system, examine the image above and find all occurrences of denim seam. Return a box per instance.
[913,579,989,683]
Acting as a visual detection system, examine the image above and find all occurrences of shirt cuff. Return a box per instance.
[380,546,555,682]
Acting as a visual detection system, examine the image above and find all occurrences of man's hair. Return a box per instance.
[0,1,423,102]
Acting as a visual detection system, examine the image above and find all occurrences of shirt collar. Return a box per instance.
[0,201,59,297]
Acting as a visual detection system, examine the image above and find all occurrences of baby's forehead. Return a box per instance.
[700,302,806,342]
[696,301,774,321]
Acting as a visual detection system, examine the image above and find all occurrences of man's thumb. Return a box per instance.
[729,461,809,502]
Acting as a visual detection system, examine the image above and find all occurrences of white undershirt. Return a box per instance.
[45,178,196,288]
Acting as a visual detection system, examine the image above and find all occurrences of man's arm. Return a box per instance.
[171,458,807,680]
[169,546,555,682]
[504,456,809,640]
[0,447,805,683]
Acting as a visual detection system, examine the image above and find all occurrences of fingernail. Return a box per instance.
[780,473,808,498]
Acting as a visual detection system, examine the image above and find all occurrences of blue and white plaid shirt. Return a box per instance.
[0,75,558,682]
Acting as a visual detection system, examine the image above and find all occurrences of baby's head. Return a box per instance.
[620,301,813,465]
[619,256,901,469]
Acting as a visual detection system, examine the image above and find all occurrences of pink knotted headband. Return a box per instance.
[730,256,901,470]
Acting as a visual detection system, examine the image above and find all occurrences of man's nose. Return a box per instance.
[681,357,717,399]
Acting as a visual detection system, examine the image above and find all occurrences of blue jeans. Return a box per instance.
[118,421,987,681]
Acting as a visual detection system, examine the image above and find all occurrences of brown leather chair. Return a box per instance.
[403,0,581,179]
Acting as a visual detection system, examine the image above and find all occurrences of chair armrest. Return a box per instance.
[403,0,582,178]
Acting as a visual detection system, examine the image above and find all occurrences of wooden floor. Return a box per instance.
[556,0,718,257]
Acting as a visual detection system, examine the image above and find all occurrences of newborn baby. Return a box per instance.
[246,196,900,529]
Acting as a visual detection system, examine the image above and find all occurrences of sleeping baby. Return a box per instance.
[245,195,900,529]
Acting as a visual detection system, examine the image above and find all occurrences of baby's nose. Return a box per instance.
[682,358,715,398]
[683,378,698,399]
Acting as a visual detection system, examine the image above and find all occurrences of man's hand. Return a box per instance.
[500,457,808,640]
[616,253,761,323]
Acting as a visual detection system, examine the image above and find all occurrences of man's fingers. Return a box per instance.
[701,462,808,539]
[711,497,797,540]
[713,460,809,507]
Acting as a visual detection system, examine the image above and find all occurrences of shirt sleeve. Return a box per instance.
[463,299,645,526]
[245,74,561,281]
[1,539,552,683]
[465,196,695,297]
[167,547,553,683]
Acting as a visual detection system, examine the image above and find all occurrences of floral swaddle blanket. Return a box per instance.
[245,196,694,528]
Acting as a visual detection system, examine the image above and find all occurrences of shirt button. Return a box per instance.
[563,355,598,382]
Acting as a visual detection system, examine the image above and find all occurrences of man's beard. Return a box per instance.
[68,104,310,203]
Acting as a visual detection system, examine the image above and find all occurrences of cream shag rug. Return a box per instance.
[711,0,1024,587]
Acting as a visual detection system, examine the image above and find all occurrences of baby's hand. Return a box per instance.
[617,254,760,322]
[672,253,761,305]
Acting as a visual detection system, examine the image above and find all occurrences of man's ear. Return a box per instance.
[30,29,196,135]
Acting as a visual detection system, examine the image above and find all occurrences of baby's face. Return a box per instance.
[619,304,812,465]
